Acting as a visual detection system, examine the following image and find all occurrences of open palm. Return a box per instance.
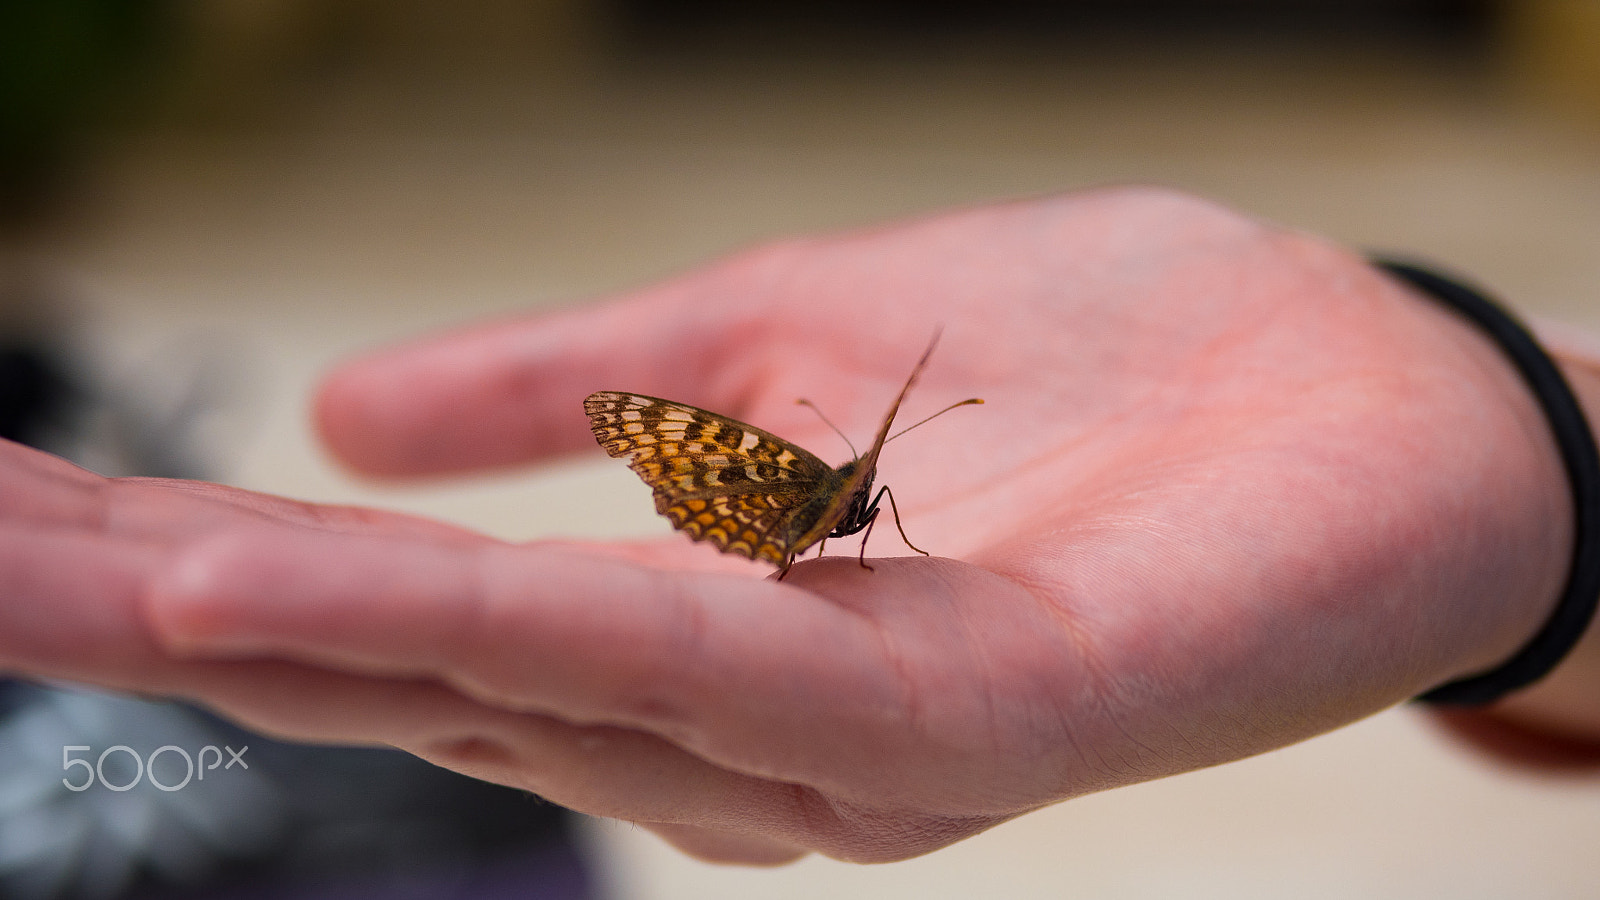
[0,187,1570,863]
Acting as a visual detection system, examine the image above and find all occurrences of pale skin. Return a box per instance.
[2,187,1598,865]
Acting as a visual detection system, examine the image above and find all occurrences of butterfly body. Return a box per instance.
[584,337,968,573]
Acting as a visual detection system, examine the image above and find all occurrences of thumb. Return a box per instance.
[314,253,780,477]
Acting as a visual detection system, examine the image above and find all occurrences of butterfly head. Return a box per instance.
[827,459,879,538]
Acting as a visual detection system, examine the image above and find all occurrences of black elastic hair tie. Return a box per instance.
[1374,258,1600,706]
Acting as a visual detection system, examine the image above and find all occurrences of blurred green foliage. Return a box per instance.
[0,0,170,222]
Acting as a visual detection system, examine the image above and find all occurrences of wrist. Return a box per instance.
[1432,348,1600,761]
[1475,352,1600,734]
[1378,261,1598,705]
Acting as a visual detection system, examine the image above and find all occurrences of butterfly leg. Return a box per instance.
[776,555,795,581]
[856,509,879,572]
[816,535,829,560]
[880,485,930,556]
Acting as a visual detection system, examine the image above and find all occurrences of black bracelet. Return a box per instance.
[1373,259,1600,706]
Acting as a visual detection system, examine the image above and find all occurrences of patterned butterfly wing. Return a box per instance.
[584,391,845,565]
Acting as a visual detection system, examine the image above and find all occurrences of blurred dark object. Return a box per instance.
[617,0,1496,44]
[0,276,226,480]
[0,0,171,230]
[0,332,81,450]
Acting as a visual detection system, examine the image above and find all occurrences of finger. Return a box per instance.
[144,532,887,732]
[0,511,465,695]
[0,519,398,684]
[0,525,163,679]
[140,656,955,862]
[0,438,105,526]
[142,530,1037,808]
[0,431,490,545]
[182,664,793,825]
[109,477,489,545]
[314,253,782,477]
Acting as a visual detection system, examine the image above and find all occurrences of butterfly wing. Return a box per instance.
[584,391,842,564]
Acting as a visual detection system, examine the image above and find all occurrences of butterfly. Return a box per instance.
[584,335,980,578]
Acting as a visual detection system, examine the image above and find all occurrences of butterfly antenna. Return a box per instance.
[796,398,859,458]
[886,398,984,443]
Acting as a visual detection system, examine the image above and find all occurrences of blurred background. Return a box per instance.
[3,1,1600,898]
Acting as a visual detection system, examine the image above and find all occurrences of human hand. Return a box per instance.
[0,187,1573,864]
